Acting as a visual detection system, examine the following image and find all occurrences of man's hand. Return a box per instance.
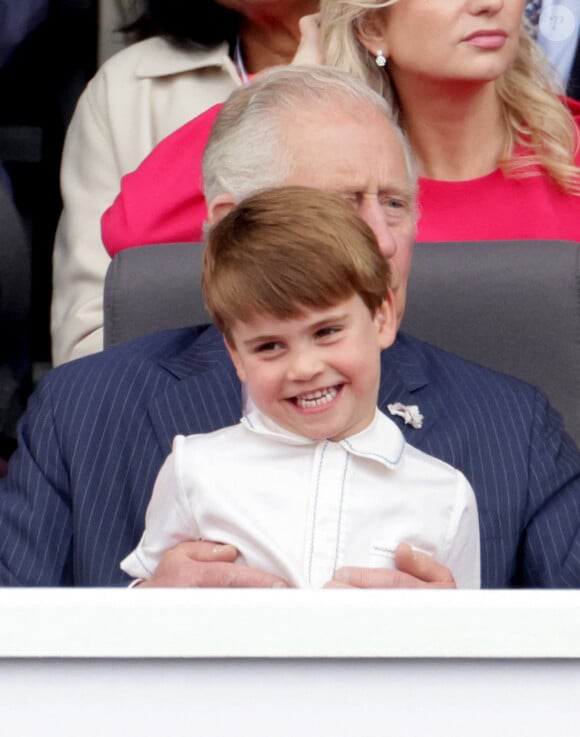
[136,540,289,588]
[292,14,324,66]
[323,543,457,589]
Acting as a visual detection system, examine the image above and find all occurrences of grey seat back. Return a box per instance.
[104,240,580,445]
[104,243,210,349]
[403,240,580,444]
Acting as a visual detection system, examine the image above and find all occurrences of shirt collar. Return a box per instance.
[240,408,406,470]
[135,38,240,80]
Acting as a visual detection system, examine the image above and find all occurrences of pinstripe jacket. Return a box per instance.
[1,326,579,587]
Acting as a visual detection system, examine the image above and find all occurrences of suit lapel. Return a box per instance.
[379,333,438,445]
[147,326,243,454]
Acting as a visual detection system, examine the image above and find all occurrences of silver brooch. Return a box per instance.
[387,403,423,429]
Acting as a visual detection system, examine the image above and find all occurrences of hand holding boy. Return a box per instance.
[138,541,455,589]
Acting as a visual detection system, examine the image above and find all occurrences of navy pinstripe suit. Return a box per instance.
[1,325,579,587]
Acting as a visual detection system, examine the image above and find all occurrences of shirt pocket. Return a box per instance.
[368,541,397,569]
[369,539,436,568]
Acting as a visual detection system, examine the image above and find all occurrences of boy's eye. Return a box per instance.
[255,341,283,353]
[316,326,341,339]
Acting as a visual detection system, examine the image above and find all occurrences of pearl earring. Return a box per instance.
[375,49,387,68]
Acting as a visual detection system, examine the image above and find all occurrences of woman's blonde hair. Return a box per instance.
[320,0,580,193]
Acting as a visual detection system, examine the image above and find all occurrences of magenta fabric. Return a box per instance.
[102,103,221,254]
[101,99,580,253]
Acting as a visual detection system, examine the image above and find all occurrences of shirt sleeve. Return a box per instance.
[120,435,200,580]
[441,472,481,589]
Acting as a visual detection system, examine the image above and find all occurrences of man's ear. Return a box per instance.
[376,291,398,350]
[207,193,237,225]
[224,338,247,383]
[354,10,388,58]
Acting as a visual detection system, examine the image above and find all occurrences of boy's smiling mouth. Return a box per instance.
[291,385,342,410]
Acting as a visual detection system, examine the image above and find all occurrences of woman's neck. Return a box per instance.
[394,76,507,181]
[238,4,316,73]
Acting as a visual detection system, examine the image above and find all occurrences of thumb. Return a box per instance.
[292,13,324,66]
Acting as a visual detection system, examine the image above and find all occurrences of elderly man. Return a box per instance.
[1,66,579,588]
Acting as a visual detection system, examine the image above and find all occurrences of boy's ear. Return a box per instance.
[224,338,247,383]
[376,291,398,350]
[355,10,389,58]
[207,193,237,225]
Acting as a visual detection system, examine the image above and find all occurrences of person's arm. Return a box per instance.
[0,377,74,585]
[51,73,124,364]
[519,390,580,587]
[136,540,289,588]
[120,437,202,580]
[123,435,290,588]
[437,472,481,589]
[100,106,221,257]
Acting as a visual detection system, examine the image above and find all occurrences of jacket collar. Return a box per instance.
[135,38,241,82]
[378,333,430,403]
[377,332,435,444]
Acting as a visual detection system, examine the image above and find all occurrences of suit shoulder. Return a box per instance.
[395,331,538,398]
[40,326,223,412]
[51,328,196,376]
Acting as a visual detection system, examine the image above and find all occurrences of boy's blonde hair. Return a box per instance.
[202,187,390,343]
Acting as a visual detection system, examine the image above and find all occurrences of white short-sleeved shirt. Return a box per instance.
[121,409,481,588]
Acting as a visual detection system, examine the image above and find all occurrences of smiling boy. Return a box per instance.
[121,187,480,588]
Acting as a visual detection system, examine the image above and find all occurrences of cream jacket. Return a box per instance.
[51,37,240,365]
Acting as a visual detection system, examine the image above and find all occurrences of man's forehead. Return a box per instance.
[281,107,409,189]
[284,101,390,136]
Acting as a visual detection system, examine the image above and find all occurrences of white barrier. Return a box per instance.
[0,589,579,735]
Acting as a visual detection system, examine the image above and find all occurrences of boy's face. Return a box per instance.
[226,293,397,441]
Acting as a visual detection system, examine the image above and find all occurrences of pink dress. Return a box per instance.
[101,99,580,253]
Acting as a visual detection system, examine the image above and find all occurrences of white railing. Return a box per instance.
[0,589,579,735]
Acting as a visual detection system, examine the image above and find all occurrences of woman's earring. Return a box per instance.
[375,49,387,68]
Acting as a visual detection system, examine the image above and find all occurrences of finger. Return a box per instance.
[193,561,290,589]
[174,539,239,563]
[293,13,324,66]
[331,565,425,589]
[299,12,320,33]
[395,543,456,587]
[322,580,352,589]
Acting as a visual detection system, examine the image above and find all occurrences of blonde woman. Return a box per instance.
[101,2,580,253]
[320,0,580,241]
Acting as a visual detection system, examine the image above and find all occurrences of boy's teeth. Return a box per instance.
[295,386,338,408]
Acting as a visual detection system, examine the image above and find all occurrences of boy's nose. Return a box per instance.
[286,350,324,381]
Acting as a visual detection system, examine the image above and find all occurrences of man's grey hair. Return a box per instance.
[202,65,416,204]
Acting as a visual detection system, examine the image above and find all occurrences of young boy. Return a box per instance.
[121,187,480,588]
